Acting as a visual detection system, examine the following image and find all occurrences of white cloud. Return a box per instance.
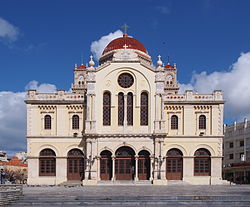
[0,17,19,43]
[0,81,57,156]
[90,30,123,60]
[180,52,250,122]
[25,80,57,93]
[155,6,170,14]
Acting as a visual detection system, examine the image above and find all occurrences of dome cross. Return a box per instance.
[121,23,129,34]
[123,44,128,50]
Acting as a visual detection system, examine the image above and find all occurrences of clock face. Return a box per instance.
[166,74,173,81]
[78,75,84,81]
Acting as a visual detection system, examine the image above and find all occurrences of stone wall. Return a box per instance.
[0,185,23,206]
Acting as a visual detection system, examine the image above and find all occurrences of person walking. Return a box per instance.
[0,169,6,184]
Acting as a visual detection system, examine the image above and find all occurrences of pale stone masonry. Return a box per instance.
[25,33,227,185]
[223,119,250,183]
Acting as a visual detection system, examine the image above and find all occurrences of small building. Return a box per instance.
[223,119,250,184]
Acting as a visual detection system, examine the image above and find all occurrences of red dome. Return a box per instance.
[76,64,86,69]
[102,34,147,55]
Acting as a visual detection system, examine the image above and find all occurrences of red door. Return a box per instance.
[138,150,150,180]
[115,158,134,180]
[166,157,183,180]
[67,158,84,180]
[166,148,183,180]
[67,149,85,181]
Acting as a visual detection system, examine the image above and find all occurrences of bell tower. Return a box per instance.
[164,62,179,94]
[71,64,87,94]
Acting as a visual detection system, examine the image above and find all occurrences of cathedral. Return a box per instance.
[25,32,226,185]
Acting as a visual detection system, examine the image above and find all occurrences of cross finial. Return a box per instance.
[123,44,128,50]
[121,23,129,34]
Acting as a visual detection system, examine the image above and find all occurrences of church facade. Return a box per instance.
[25,33,226,185]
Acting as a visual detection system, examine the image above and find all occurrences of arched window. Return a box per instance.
[194,148,211,176]
[140,92,148,126]
[118,92,124,126]
[199,115,206,129]
[72,115,79,129]
[44,115,51,130]
[127,92,133,125]
[103,92,111,126]
[39,148,56,176]
[171,115,178,130]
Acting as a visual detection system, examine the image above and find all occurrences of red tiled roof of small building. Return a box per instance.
[0,156,27,167]
[102,33,147,55]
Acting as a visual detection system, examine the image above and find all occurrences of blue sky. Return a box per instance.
[1,0,250,91]
[1,0,250,155]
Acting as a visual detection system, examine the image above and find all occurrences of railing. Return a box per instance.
[0,184,23,206]
[164,90,223,102]
[27,90,85,101]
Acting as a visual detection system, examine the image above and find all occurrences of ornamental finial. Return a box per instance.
[89,55,95,67]
[157,55,163,66]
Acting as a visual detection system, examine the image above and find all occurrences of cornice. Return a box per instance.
[25,100,85,105]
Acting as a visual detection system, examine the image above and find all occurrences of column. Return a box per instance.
[150,156,154,181]
[91,94,96,130]
[135,156,139,181]
[96,156,100,181]
[160,156,166,180]
[111,156,116,181]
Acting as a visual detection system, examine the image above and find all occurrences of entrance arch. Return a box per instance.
[115,146,135,180]
[166,148,183,180]
[100,150,112,180]
[67,149,84,181]
[138,150,150,180]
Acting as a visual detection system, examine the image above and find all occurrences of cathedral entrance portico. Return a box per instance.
[115,146,135,180]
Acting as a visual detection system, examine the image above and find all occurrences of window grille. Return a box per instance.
[140,92,148,125]
[199,115,206,129]
[127,92,133,125]
[171,115,178,130]
[44,115,51,130]
[103,92,111,125]
[118,92,124,126]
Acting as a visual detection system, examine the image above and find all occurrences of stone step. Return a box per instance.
[97,180,152,185]
[16,195,250,201]
[58,180,82,187]
[8,200,250,207]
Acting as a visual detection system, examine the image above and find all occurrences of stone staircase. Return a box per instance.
[8,195,250,206]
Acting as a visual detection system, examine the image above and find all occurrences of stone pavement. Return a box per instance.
[8,185,250,206]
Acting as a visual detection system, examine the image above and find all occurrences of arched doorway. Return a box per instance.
[100,150,112,180]
[194,148,211,176]
[138,150,150,180]
[115,146,135,180]
[166,148,183,180]
[67,149,84,181]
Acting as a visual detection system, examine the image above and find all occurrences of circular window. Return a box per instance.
[118,73,134,88]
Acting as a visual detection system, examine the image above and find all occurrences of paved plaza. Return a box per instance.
[7,185,250,206]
